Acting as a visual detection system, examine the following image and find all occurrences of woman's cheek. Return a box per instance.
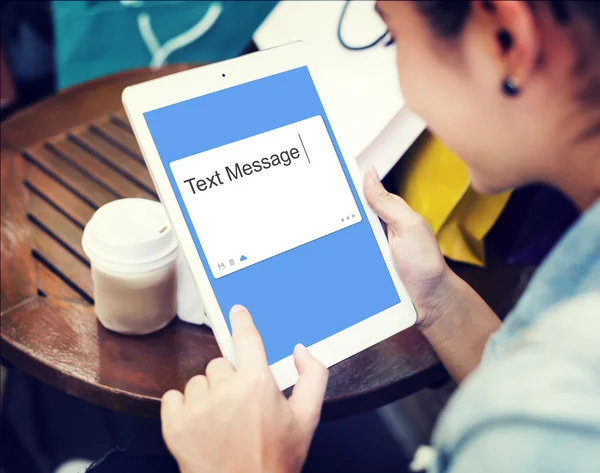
[395,47,438,120]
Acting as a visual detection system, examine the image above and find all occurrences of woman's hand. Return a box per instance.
[363,167,456,328]
[364,167,502,381]
[161,305,328,473]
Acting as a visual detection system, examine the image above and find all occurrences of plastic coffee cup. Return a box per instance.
[177,254,210,326]
[82,198,179,335]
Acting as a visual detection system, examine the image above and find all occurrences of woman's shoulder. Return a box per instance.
[484,198,600,360]
[430,291,600,473]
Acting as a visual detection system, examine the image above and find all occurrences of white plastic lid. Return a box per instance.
[82,198,178,273]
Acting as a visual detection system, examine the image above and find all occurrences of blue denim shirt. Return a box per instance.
[428,199,600,473]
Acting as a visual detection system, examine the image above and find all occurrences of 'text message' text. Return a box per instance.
[170,115,361,278]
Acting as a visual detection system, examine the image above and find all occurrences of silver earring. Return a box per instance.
[502,75,520,97]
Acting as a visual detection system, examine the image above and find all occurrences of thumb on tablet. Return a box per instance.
[364,166,417,234]
[289,344,328,436]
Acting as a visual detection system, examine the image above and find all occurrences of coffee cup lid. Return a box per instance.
[82,198,178,273]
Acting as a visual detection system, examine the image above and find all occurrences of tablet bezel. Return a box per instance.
[122,42,417,390]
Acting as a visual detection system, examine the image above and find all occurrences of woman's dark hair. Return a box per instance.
[416,1,600,39]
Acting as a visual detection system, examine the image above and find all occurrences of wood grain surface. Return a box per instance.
[0,65,534,418]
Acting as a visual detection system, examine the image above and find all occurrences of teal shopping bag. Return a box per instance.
[52,0,277,89]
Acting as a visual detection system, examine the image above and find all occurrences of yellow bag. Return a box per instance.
[391,132,511,267]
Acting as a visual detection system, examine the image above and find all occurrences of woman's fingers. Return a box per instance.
[161,389,184,420]
[205,357,236,388]
[184,374,209,400]
[289,344,329,436]
[363,166,421,235]
[230,305,269,371]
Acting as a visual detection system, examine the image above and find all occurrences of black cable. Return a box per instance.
[337,0,391,51]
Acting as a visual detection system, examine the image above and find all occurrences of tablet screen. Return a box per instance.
[144,66,400,364]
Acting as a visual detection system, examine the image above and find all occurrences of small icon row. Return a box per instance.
[341,214,356,222]
[218,255,248,271]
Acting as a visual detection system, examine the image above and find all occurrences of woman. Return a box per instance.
[160,2,600,472]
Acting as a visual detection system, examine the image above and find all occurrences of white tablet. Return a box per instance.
[122,42,416,389]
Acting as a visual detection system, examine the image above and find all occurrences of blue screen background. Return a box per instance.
[144,66,400,364]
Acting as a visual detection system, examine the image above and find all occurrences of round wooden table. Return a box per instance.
[0,66,534,419]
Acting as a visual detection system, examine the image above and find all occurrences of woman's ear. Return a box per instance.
[477,0,541,97]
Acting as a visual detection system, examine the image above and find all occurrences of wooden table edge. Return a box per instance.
[1,304,161,418]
